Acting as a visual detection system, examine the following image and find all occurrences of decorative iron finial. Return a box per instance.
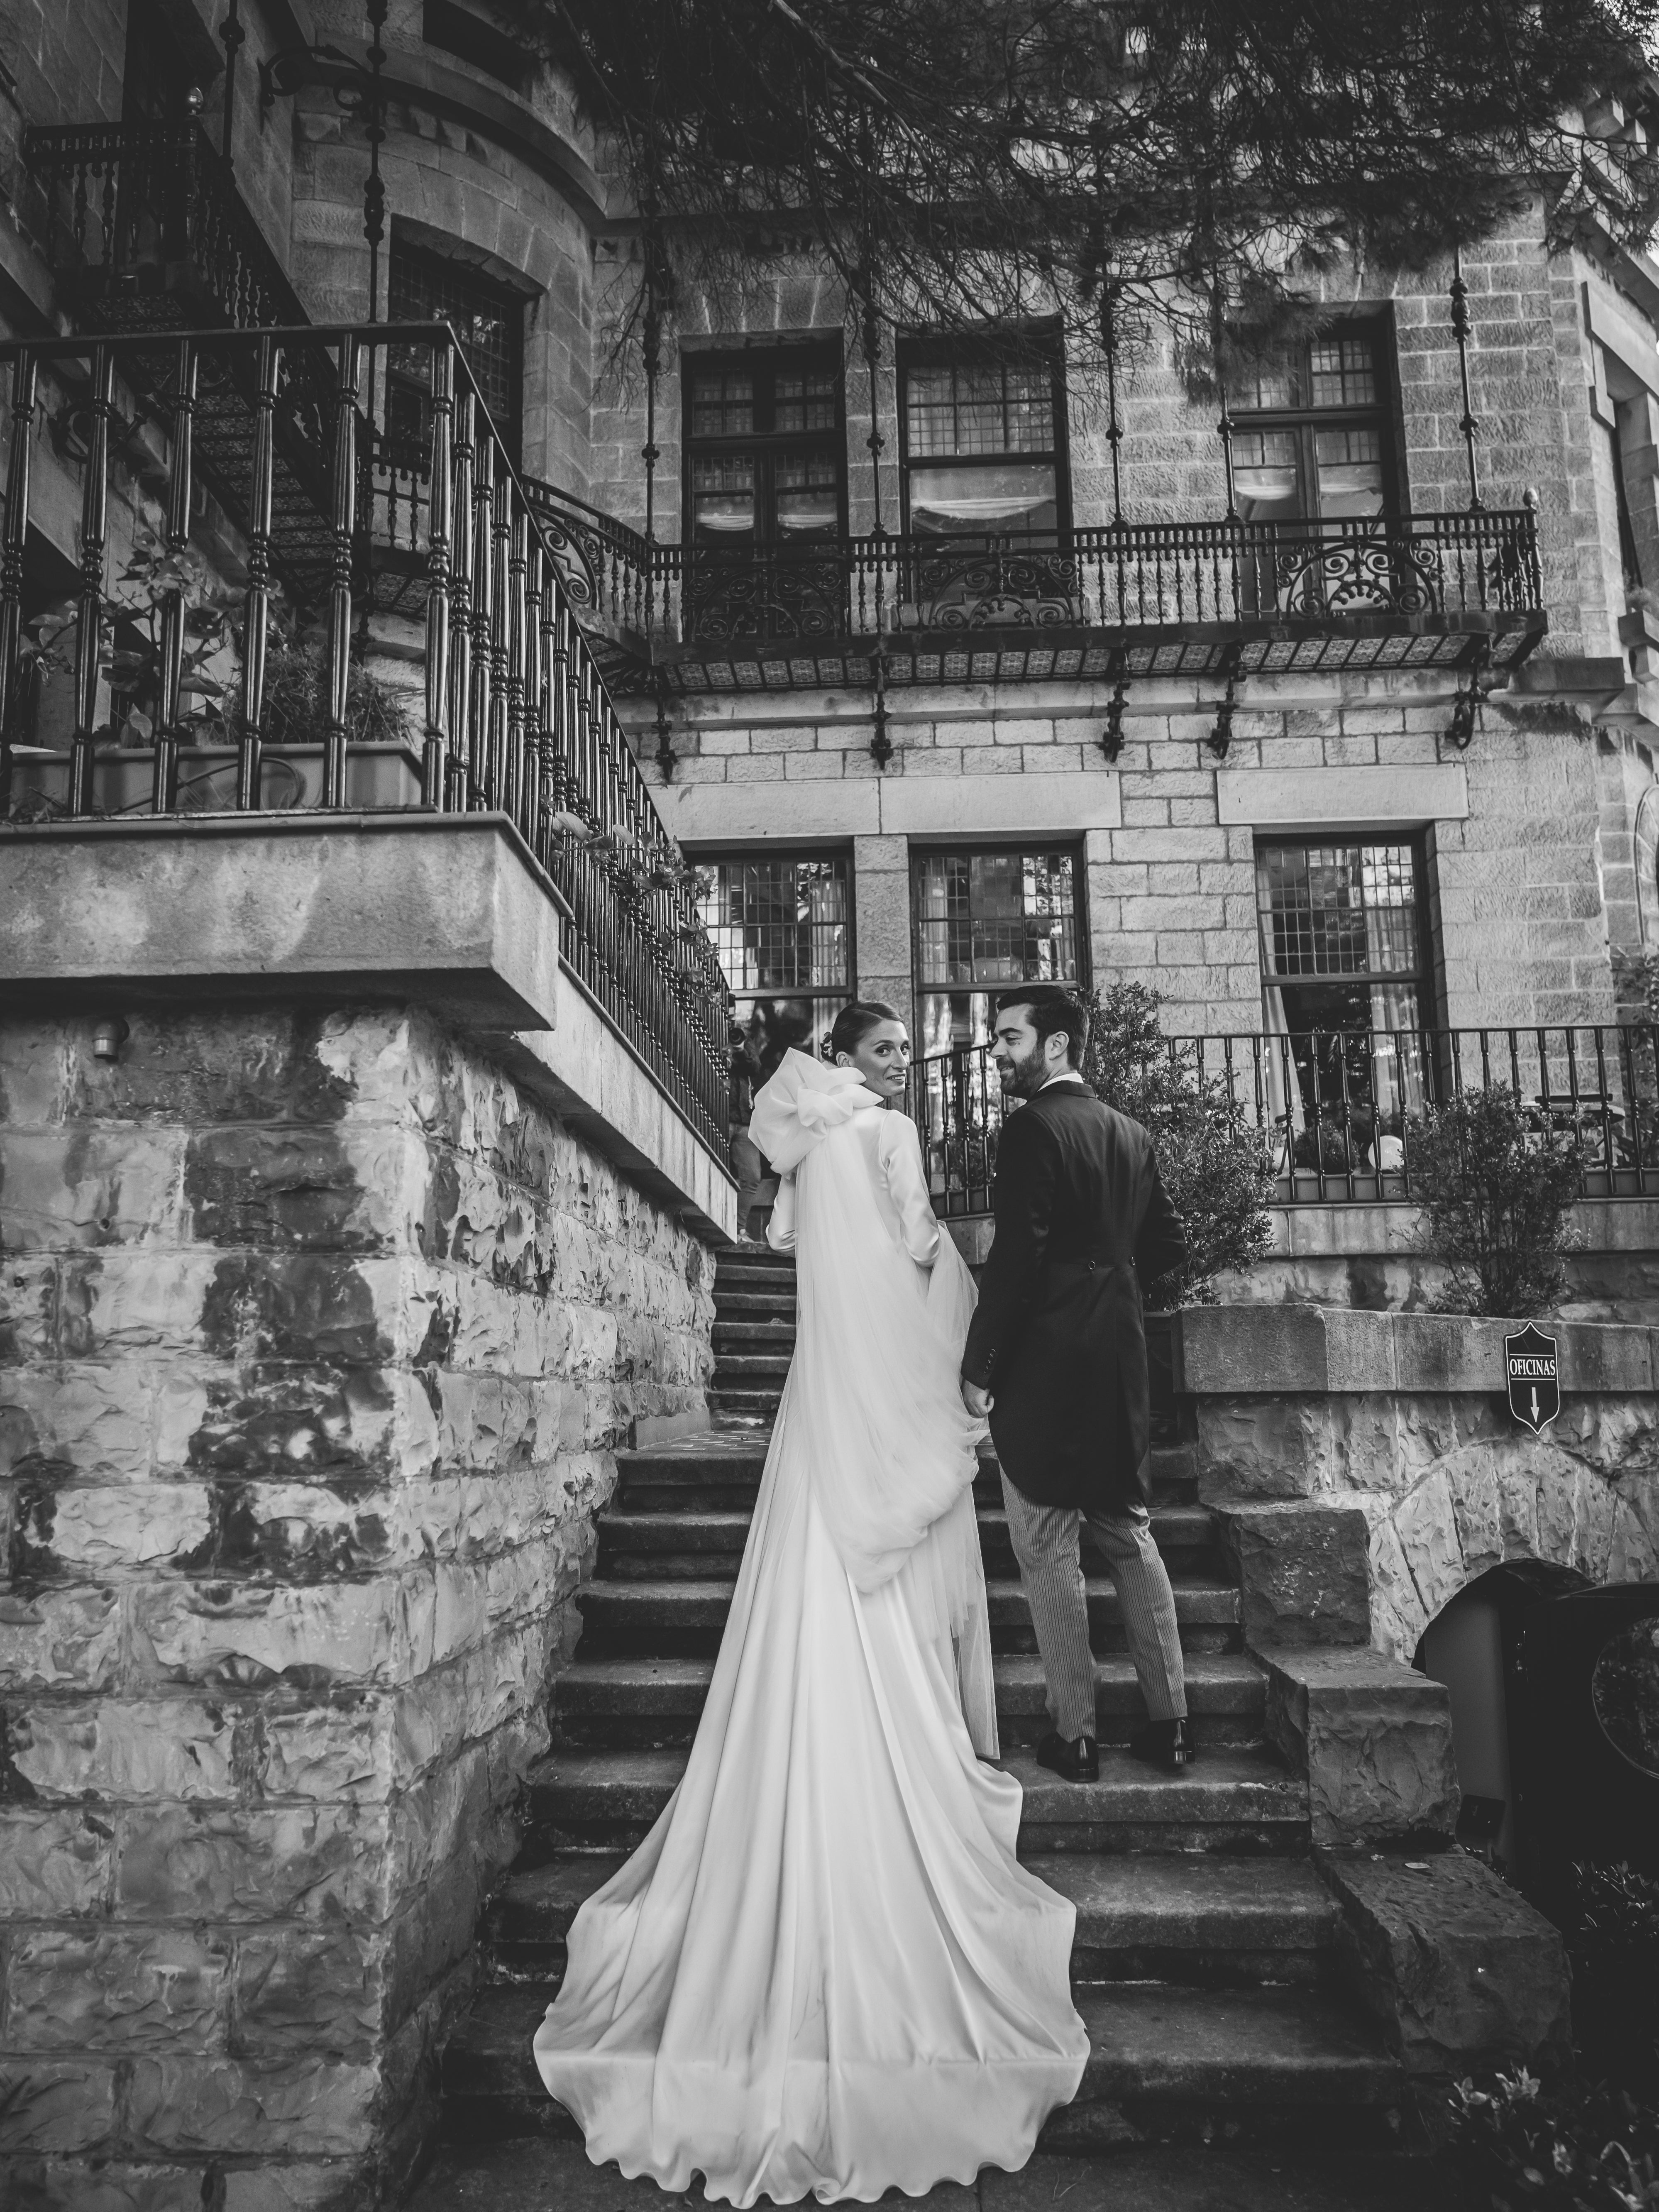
[1451,244,1483,512]
[1207,643,1241,758]
[1211,278,1237,522]
[870,657,893,770]
[1100,649,1129,760]
[653,677,676,782]
[1102,280,1124,529]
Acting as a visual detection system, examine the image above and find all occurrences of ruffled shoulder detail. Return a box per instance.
[748,1049,881,1173]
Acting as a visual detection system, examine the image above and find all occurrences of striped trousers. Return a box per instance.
[1000,1472,1187,1742]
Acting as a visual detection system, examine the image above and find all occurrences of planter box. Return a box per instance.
[11,743,426,814]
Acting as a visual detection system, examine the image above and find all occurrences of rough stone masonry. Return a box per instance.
[0,1004,715,2210]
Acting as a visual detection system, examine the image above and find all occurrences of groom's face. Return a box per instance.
[990,1005,1060,1098]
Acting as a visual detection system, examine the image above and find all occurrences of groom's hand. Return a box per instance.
[961,1379,993,1419]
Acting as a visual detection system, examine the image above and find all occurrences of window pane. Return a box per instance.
[1313,427,1384,518]
[1309,335,1377,408]
[904,359,1055,460]
[1234,429,1300,523]
[700,857,851,1001]
[774,368,838,434]
[908,462,1056,534]
[690,369,755,438]
[914,848,1079,1011]
[1236,356,1300,411]
[692,456,756,539]
[774,450,839,538]
[1256,841,1420,990]
[388,242,519,438]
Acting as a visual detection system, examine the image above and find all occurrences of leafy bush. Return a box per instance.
[1081,980,1275,1309]
[1567,1860,1659,2097]
[1447,2068,1659,2212]
[1406,1083,1581,1317]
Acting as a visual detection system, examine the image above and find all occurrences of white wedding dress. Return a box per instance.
[534,1051,1089,2204]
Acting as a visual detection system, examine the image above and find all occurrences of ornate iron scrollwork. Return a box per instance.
[1272,533,1444,621]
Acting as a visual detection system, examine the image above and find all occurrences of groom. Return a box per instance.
[961,985,1193,1779]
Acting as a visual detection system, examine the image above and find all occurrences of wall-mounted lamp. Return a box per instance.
[91,1016,130,1063]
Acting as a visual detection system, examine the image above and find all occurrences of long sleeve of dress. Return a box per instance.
[765,1170,797,1253]
[880,1114,942,1266]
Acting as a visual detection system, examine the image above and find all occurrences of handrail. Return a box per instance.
[911,1025,1659,1213]
[496,500,1545,658]
[22,120,310,331]
[0,321,734,1167]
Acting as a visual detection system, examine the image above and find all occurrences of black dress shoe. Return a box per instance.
[1035,1730,1099,1783]
[1129,1718,1197,1771]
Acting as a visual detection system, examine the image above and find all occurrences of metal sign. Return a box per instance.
[1505,1324,1561,1435]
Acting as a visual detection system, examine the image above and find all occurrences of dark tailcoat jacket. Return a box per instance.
[960,1080,1187,1515]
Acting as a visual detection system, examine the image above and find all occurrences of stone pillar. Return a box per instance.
[852,833,915,1034]
[0,1003,715,2206]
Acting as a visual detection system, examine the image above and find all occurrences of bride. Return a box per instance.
[534,1003,1089,2204]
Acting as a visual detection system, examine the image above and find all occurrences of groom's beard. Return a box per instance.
[997,1044,1049,1099]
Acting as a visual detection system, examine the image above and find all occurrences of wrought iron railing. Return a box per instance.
[0,324,733,1166]
[914,1026,1659,1215]
[498,508,1544,657]
[22,121,309,331]
[522,479,654,638]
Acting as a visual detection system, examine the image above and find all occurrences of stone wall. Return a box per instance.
[0,1002,714,2209]
[1175,1307,1659,1668]
[648,670,1623,1032]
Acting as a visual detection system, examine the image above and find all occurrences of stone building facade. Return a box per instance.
[6,0,1659,1058]
[3,0,1659,2201]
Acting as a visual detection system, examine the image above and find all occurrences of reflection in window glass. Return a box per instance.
[1255,838,1429,1159]
[1229,323,1393,526]
[913,848,1080,1058]
[699,854,852,1064]
[691,456,756,540]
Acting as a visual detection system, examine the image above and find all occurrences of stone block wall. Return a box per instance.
[645,667,1622,1032]
[1177,1308,1659,1667]
[0,1002,714,2208]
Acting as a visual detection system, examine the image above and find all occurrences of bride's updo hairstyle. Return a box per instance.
[828,1001,905,1064]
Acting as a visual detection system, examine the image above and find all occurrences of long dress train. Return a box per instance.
[534,1051,1088,2204]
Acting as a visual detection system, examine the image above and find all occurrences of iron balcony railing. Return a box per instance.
[22,120,309,332]
[508,504,1545,658]
[914,1026,1659,1215]
[0,323,733,1166]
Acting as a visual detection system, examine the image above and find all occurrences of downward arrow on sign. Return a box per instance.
[1531,1388,1541,1424]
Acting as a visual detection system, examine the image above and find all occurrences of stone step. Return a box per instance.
[482,1851,1337,1987]
[516,1744,1302,1860]
[615,1432,1200,1513]
[713,1288,799,1317]
[714,1259,797,1291]
[709,1386,786,1420]
[549,1651,1268,1750]
[711,1351,795,1380]
[594,1503,1223,1581]
[439,1980,1401,2149]
[712,1317,799,1347]
[573,1575,1241,1660]
[410,2135,1433,2211]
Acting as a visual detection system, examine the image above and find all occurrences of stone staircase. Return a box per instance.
[430,1244,1415,2175]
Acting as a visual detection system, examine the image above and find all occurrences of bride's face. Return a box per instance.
[838,1019,912,1101]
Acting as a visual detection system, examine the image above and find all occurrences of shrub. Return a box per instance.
[1405,1083,1581,1317]
[1447,2068,1659,2212]
[1567,1860,1659,2097]
[1082,980,1276,1308]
